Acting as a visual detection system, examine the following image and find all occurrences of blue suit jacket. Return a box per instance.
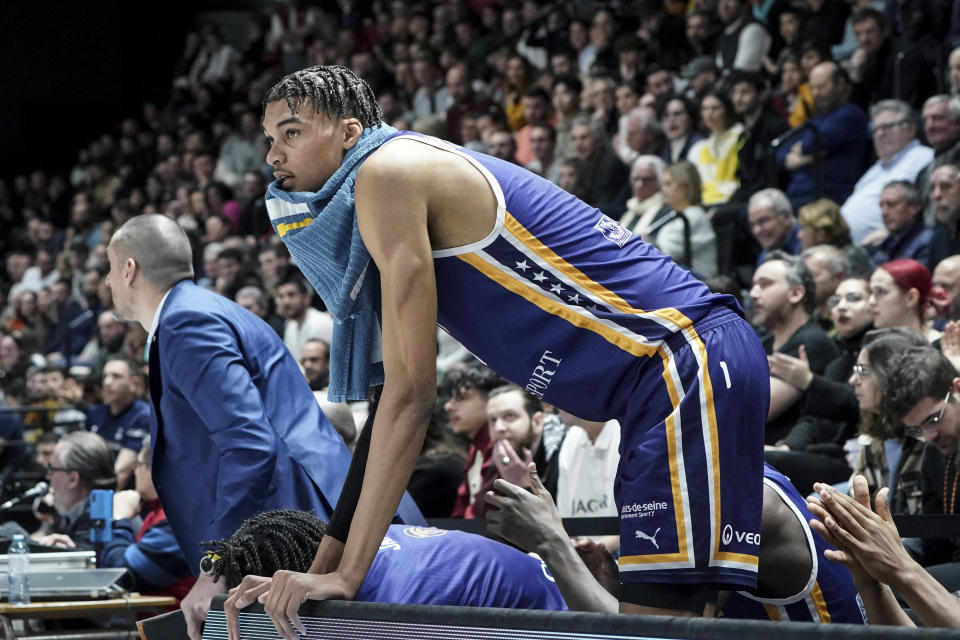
[147,281,421,572]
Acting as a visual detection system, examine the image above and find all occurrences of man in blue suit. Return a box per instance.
[103,214,419,640]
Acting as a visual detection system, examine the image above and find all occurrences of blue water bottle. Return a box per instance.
[7,533,30,605]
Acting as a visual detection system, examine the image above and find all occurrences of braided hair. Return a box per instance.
[263,65,383,128]
[203,510,327,589]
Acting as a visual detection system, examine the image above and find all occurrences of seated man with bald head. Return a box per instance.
[776,61,871,208]
[931,255,960,325]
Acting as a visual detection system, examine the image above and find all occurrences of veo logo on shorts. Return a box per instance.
[721,524,760,546]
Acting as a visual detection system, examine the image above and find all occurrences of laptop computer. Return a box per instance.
[0,550,96,572]
[0,568,128,599]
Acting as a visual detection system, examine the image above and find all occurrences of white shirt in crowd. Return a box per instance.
[283,307,333,361]
[556,420,620,519]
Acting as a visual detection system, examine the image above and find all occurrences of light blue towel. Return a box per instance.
[265,124,399,401]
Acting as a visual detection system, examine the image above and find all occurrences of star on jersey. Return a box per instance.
[494,239,610,313]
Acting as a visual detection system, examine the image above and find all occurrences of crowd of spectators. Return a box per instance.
[2,0,960,628]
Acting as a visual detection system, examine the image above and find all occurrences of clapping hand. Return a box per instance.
[806,475,909,586]
[767,345,813,390]
[941,321,960,372]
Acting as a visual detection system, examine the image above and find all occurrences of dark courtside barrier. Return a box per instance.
[198,597,959,640]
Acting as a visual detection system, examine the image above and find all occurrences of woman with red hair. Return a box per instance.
[868,259,940,343]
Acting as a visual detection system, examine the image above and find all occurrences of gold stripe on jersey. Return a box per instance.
[502,213,695,331]
[691,332,747,567]
[763,603,783,621]
[456,253,659,358]
[660,348,691,560]
[810,583,832,622]
[619,345,693,566]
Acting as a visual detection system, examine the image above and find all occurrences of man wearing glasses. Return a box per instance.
[841,99,933,245]
[863,180,933,268]
[35,431,116,550]
[882,346,960,594]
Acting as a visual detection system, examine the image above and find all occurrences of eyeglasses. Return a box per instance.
[871,120,908,134]
[749,215,778,229]
[851,363,871,378]
[905,390,952,438]
[44,464,71,475]
[828,292,865,308]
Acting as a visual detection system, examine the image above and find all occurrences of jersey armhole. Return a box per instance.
[735,477,819,605]
[381,134,506,258]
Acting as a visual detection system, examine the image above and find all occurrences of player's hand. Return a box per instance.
[806,490,870,585]
[260,570,354,640]
[486,463,566,554]
[492,439,533,487]
[573,537,618,595]
[183,572,226,640]
[225,575,272,640]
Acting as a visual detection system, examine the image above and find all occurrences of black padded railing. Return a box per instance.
[196,596,959,640]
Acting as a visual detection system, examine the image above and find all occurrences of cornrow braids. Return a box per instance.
[203,510,328,589]
[264,65,384,128]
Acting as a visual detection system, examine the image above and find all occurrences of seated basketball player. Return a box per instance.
[206,509,565,611]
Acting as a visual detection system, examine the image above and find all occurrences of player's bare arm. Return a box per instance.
[320,138,498,589]
[327,140,442,590]
[254,141,445,640]
[487,464,618,613]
